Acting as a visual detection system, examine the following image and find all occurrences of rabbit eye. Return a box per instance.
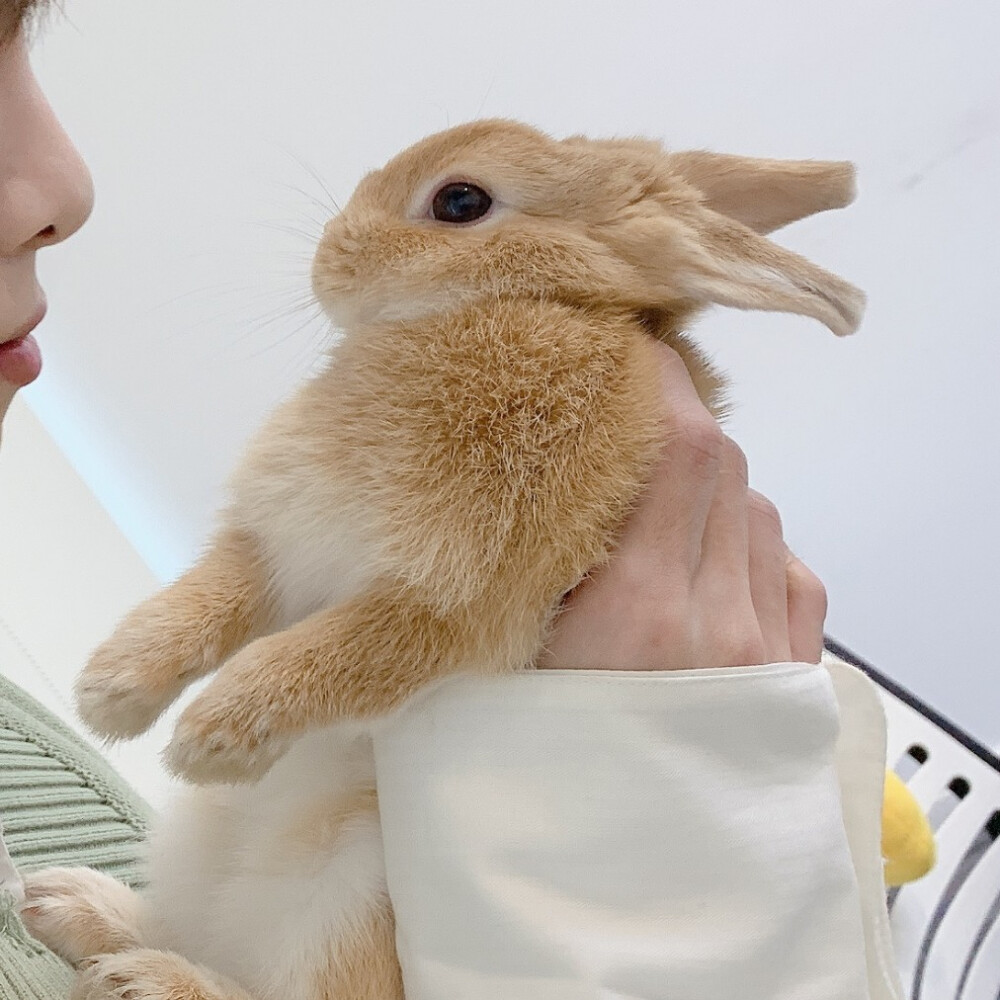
[431,183,492,224]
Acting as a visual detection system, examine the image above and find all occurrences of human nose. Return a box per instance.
[0,48,94,257]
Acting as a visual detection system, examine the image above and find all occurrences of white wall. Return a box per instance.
[0,400,177,808]
[18,0,1000,745]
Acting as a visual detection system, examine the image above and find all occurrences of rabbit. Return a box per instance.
[20,118,863,1000]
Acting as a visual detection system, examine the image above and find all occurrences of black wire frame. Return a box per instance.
[824,636,1000,776]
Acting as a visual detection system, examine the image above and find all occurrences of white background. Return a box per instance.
[0,402,170,802]
[12,0,999,753]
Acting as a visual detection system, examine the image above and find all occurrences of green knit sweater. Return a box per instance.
[0,673,151,998]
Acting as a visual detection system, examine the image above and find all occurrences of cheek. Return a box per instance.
[362,228,439,270]
[313,217,509,329]
[312,228,439,307]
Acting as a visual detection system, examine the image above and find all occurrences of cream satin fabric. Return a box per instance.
[373,656,902,1000]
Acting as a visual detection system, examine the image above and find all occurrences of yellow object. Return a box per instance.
[881,770,936,886]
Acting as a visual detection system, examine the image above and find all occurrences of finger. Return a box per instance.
[617,341,725,576]
[786,551,827,663]
[746,490,791,662]
[694,436,750,592]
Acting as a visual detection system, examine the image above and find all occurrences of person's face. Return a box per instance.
[0,28,93,443]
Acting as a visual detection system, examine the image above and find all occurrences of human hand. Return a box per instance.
[538,342,826,671]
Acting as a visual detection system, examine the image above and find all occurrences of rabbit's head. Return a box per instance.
[312,118,863,336]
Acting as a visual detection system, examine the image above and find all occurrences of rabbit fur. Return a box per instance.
[21,119,863,1000]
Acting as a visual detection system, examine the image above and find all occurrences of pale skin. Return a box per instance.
[539,340,827,670]
[0,26,93,442]
[0,25,823,674]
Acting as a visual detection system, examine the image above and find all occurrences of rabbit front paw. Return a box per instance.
[76,638,190,741]
[75,595,226,741]
[163,645,293,784]
[165,701,290,785]
[165,706,289,786]
[75,669,163,743]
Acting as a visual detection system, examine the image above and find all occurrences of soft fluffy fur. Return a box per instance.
[21,119,862,1000]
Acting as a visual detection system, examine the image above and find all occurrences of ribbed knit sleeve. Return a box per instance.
[0,883,74,999]
[0,674,153,1000]
[0,674,151,884]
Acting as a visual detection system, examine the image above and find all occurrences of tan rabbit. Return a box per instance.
[21,119,862,1000]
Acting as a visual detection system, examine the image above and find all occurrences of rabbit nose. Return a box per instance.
[319,215,363,258]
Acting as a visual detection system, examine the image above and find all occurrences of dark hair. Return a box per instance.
[0,0,57,49]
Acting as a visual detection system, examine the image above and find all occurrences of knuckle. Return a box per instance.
[723,436,749,484]
[720,624,766,667]
[748,490,783,535]
[788,558,828,615]
[674,417,725,472]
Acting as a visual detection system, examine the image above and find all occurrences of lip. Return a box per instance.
[6,300,48,345]
[0,300,47,388]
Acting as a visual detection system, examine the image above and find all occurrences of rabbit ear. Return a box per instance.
[603,208,864,336]
[674,209,865,335]
[668,152,857,234]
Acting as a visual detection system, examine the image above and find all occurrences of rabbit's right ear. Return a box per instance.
[668,152,857,234]
[599,205,864,336]
[670,208,866,336]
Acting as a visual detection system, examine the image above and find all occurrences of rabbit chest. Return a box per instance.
[230,298,669,621]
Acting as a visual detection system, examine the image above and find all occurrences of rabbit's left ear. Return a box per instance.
[668,152,857,234]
